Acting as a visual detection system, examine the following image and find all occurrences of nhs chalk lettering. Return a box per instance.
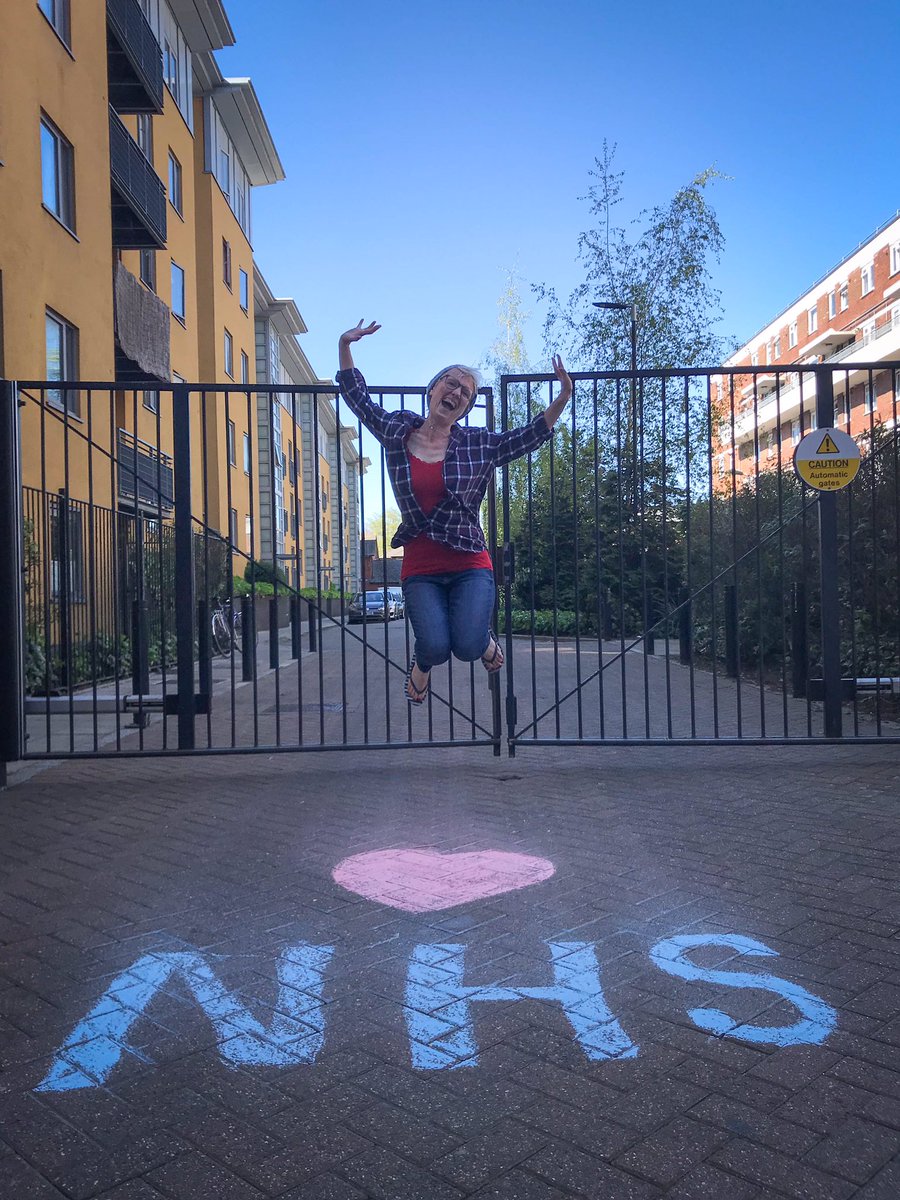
[37,933,836,1092]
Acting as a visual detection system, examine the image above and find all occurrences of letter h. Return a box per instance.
[404,941,638,1069]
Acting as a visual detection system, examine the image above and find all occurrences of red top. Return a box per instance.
[401,454,493,579]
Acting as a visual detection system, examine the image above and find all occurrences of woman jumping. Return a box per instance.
[337,321,572,704]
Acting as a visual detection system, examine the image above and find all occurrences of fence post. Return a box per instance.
[172,384,195,749]
[197,599,211,702]
[308,602,317,652]
[269,596,279,669]
[791,580,807,698]
[0,381,25,787]
[131,599,150,726]
[815,366,842,737]
[241,596,255,682]
[724,583,739,678]
[290,597,300,659]
[678,589,692,665]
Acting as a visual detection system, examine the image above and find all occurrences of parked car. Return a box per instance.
[347,590,390,623]
[387,587,405,619]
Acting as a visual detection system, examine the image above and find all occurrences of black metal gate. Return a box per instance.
[2,360,900,781]
[498,363,900,751]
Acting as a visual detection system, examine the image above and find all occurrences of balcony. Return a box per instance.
[117,428,174,512]
[113,261,170,383]
[109,108,166,249]
[107,0,164,114]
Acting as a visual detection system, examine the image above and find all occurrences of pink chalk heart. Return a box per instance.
[332,849,555,913]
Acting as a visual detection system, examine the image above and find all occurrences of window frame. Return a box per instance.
[170,260,186,323]
[45,307,79,416]
[839,282,849,311]
[139,248,156,292]
[222,238,232,290]
[40,114,75,232]
[38,0,71,47]
[227,420,236,466]
[167,150,183,216]
[807,305,818,335]
[243,431,251,475]
[240,350,249,385]
[861,261,874,297]
[239,268,249,312]
[788,320,798,349]
[224,328,234,379]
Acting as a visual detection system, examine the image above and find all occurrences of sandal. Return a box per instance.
[481,635,504,673]
[405,656,430,705]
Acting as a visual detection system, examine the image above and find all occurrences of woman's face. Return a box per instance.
[429,370,476,424]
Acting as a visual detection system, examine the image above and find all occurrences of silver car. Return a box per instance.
[347,591,389,623]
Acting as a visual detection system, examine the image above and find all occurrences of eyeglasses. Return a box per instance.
[441,375,474,404]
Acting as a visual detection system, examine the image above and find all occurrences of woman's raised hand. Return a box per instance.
[339,320,381,345]
[552,354,573,404]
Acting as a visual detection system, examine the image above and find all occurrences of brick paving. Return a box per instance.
[1,737,900,1198]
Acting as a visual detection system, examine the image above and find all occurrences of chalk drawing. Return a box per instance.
[36,943,333,1092]
[650,933,837,1046]
[404,940,638,1068]
[332,849,555,912]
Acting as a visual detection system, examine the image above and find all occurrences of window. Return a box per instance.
[136,113,153,162]
[229,507,238,547]
[892,243,900,276]
[864,383,874,415]
[240,350,249,385]
[222,239,232,289]
[142,390,159,413]
[861,261,874,296]
[750,350,758,367]
[140,249,156,292]
[766,341,773,365]
[163,36,180,100]
[807,306,818,335]
[321,477,328,511]
[243,432,251,474]
[45,308,79,415]
[170,261,185,322]
[788,320,798,349]
[239,268,249,311]
[38,0,70,45]
[282,508,289,538]
[828,291,836,321]
[840,282,849,311]
[774,336,782,360]
[288,441,296,485]
[224,329,234,378]
[862,319,876,343]
[893,305,900,330]
[245,515,252,547]
[168,151,182,215]
[323,531,329,555]
[290,509,298,538]
[40,115,75,231]
[791,419,800,443]
[227,420,236,466]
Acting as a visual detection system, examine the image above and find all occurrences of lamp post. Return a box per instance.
[593,301,638,508]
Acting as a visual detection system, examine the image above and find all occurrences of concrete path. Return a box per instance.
[1,734,900,1197]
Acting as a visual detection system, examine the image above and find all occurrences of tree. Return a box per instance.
[365,507,401,557]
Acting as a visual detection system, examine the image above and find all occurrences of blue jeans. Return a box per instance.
[402,569,496,671]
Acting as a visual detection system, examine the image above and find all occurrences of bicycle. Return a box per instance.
[211,596,256,657]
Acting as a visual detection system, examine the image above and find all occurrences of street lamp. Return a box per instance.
[593,301,638,509]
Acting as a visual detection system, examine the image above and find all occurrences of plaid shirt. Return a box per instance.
[336,367,553,552]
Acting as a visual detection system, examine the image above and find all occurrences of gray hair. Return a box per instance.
[425,364,483,414]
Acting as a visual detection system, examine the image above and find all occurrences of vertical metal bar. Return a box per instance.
[753,370,765,737]
[266,388,282,745]
[660,375,672,738]
[775,375,789,735]
[866,367,882,734]
[172,383,195,749]
[246,388,259,747]
[484,385,502,755]
[526,381,537,741]
[570,375,583,739]
[815,366,841,738]
[592,378,605,739]
[615,377,627,738]
[729,374,742,736]
[791,581,808,698]
[682,377,696,738]
[0,381,25,782]
[333,387,348,746]
[708,375,721,738]
[241,595,254,683]
[549,380,560,739]
[86,389,99,750]
[109,391,122,750]
[501,376,516,754]
[639,376,651,738]
[198,599,211,701]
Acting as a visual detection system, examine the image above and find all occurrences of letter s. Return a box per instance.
[650,934,836,1047]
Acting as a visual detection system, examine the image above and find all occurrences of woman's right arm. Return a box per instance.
[336,321,397,444]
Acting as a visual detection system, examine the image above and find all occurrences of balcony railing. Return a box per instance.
[117,428,174,511]
[109,108,166,249]
[106,0,164,114]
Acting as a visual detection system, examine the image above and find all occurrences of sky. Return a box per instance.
[217,0,899,513]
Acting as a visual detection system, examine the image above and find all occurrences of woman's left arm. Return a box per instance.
[541,355,573,430]
[487,355,573,467]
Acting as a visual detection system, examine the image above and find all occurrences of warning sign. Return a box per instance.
[794,427,860,491]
